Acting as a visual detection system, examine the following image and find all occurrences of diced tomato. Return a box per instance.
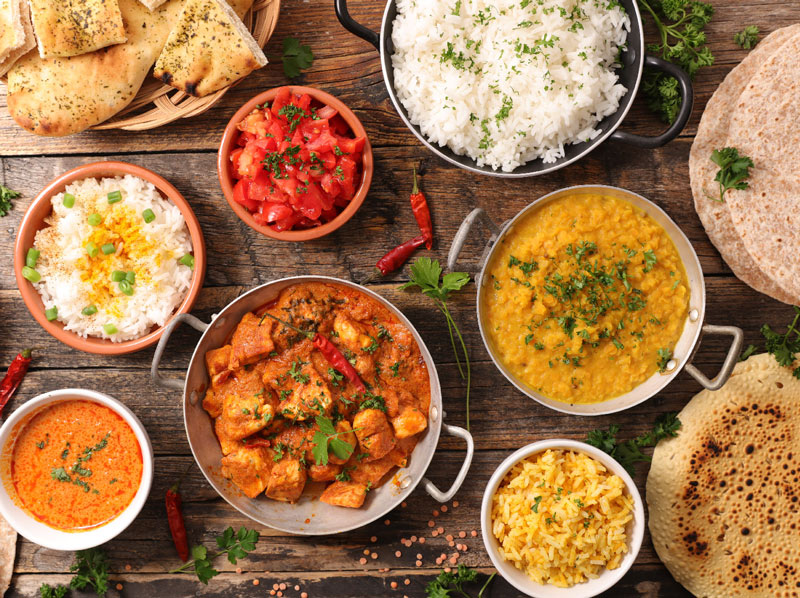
[270,88,293,118]
[319,172,341,198]
[335,136,366,156]
[328,115,350,136]
[254,202,294,224]
[230,148,244,180]
[337,155,358,201]
[305,130,338,154]
[233,179,260,212]
[271,211,305,232]
[317,105,338,120]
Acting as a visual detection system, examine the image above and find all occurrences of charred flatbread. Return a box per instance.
[6,0,255,136]
[689,25,800,305]
[153,0,267,97]
[647,352,800,597]
[28,0,127,58]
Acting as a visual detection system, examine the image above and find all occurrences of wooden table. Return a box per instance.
[1,1,798,596]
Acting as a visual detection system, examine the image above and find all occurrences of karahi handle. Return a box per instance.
[685,325,744,391]
[421,423,474,503]
[334,0,380,49]
[151,313,209,390]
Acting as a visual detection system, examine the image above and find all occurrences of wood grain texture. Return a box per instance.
[0,0,799,596]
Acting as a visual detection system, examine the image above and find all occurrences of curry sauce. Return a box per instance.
[9,400,143,531]
[203,282,431,508]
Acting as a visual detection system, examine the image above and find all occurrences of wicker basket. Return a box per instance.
[91,0,280,131]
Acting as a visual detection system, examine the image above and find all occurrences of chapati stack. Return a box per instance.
[647,352,800,598]
[690,25,800,305]
[2,0,269,136]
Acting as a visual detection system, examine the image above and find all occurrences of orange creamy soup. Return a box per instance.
[9,400,143,531]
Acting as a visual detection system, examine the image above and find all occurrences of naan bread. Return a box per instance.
[724,32,800,301]
[136,0,170,11]
[689,26,800,306]
[28,0,127,58]
[153,0,266,97]
[6,0,255,136]
[0,0,26,60]
[0,0,35,77]
[0,513,16,595]
[647,352,800,598]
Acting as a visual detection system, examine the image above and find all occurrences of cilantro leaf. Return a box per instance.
[585,413,681,474]
[734,25,759,49]
[329,437,354,461]
[739,343,758,362]
[711,147,754,202]
[639,0,715,123]
[0,185,21,217]
[282,37,314,79]
[311,415,354,466]
[39,584,69,598]
[761,307,800,369]
[311,430,331,466]
[69,547,109,596]
[425,566,495,598]
[173,527,259,584]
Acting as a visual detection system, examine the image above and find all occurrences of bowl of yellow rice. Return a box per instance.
[481,440,644,598]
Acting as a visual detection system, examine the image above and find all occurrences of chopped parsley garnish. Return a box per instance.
[532,495,542,513]
[734,25,759,49]
[657,348,673,372]
[289,361,310,384]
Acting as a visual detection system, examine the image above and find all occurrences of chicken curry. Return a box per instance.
[203,282,431,509]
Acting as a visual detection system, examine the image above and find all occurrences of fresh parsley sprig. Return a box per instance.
[282,37,314,79]
[710,147,754,202]
[0,185,21,217]
[426,565,496,598]
[39,584,69,598]
[311,415,356,466]
[170,526,259,584]
[400,258,472,429]
[759,307,800,377]
[585,412,681,475]
[734,25,760,49]
[638,0,714,123]
[69,548,109,596]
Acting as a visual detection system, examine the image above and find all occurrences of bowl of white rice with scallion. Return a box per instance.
[14,162,206,355]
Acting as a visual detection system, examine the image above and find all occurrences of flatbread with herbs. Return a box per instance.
[153,0,266,97]
[6,0,255,136]
[0,513,16,595]
[28,0,127,58]
[689,25,800,305]
[0,0,35,77]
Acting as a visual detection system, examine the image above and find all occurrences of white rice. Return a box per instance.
[32,175,193,342]
[391,0,630,171]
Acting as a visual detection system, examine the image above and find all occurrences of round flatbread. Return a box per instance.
[0,513,16,595]
[647,352,800,598]
[724,32,800,300]
[689,25,800,305]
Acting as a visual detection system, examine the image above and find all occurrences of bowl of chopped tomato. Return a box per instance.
[218,86,373,241]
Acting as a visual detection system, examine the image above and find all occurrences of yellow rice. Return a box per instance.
[491,449,633,587]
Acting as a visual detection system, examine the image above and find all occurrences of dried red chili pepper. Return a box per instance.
[0,349,33,416]
[409,168,433,250]
[261,313,367,393]
[166,481,190,562]
[375,234,426,276]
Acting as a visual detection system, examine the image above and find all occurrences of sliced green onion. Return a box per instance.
[103,324,118,335]
[111,270,126,282]
[119,280,133,296]
[21,266,41,283]
[101,243,116,255]
[26,248,40,268]
[142,209,155,223]
[86,242,99,258]
[82,305,98,316]
[88,213,102,226]
[45,306,58,321]
[107,190,122,204]
[62,193,76,208]
[179,253,194,269]
[125,271,135,284]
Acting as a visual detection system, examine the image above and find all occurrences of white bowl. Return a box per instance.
[0,389,154,550]
[480,439,645,598]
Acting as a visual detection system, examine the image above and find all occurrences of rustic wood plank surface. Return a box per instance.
[1,0,799,596]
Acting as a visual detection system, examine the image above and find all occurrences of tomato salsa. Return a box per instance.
[8,400,143,531]
[229,88,366,231]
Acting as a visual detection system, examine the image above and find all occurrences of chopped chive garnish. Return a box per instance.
[45,306,58,321]
[86,242,99,258]
[88,213,102,226]
[107,190,122,204]
[82,305,98,316]
[111,270,126,282]
[101,243,116,255]
[179,253,194,269]
[62,193,75,208]
[26,248,40,268]
[103,324,118,335]
[21,266,41,283]
[119,280,133,296]
[142,209,155,223]
[125,271,135,284]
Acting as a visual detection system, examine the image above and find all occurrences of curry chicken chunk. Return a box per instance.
[202,283,431,508]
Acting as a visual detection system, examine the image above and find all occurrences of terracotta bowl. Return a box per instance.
[217,85,373,242]
[14,161,207,355]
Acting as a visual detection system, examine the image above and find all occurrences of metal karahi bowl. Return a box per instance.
[448,185,743,415]
[334,0,693,178]
[150,276,473,534]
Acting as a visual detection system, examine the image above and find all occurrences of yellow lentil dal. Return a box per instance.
[483,193,689,403]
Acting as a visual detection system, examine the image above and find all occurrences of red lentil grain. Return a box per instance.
[418,537,426,544]
[404,579,410,586]
[427,520,435,528]
[115,585,123,591]
[384,520,391,526]
[391,582,398,589]
[371,553,378,560]
[459,531,466,538]
[471,530,478,537]
[452,501,459,507]
[415,560,422,567]
[280,584,287,591]
[441,505,448,512]
[395,551,402,557]
[253,580,260,586]
[371,536,378,542]
[433,510,440,517]
[360,558,368,565]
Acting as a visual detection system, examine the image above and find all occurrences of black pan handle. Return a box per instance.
[334,0,380,49]
[610,55,693,149]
